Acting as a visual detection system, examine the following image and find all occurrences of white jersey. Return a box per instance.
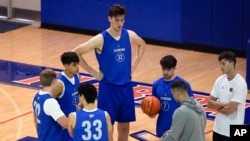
[211,74,247,136]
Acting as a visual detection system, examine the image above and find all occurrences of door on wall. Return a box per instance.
[0,0,8,18]
[0,0,40,21]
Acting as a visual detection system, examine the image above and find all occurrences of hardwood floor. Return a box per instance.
[0,20,248,141]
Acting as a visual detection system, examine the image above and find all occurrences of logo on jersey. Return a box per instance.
[115,52,125,62]
[114,47,125,62]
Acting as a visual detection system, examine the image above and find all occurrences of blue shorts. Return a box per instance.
[97,82,136,124]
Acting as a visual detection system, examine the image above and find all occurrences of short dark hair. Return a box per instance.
[40,68,56,87]
[78,82,97,104]
[109,4,127,17]
[170,80,188,93]
[218,51,236,66]
[160,55,177,70]
[60,52,79,65]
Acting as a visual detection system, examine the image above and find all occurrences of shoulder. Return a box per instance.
[235,74,247,83]
[43,98,61,115]
[127,29,137,37]
[51,79,64,98]
[214,74,227,84]
[233,74,247,92]
[74,73,81,80]
[175,76,190,84]
[125,29,141,40]
[172,107,185,118]
[153,78,164,85]
[68,112,76,119]
[152,79,163,88]
[84,33,104,48]
[175,105,192,115]
[44,98,59,107]
[217,74,227,80]
[95,33,104,39]
[104,111,111,117]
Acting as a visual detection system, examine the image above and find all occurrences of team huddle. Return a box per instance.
[32,4,248,141]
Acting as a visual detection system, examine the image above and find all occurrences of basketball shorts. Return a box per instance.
[97,81,136,124]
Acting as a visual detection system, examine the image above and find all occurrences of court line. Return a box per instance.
[0,111,32,125]
[0,88,23,139]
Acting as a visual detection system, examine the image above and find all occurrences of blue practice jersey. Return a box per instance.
[96,29,131,85]
[57,73,80,116]
[32,92,63,141]
[152,76,193,137]
[73,109,108,141]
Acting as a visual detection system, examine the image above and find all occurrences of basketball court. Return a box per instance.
[0,19,249,141]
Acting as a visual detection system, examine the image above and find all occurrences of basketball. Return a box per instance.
[141,95,161,116]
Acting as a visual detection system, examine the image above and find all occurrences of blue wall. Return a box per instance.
[211,0,242,50]
[181,0,212,45]
[41,0,182,42]
[243,0,250,50]
[181,0,249,51]
[41,0,250,87]
[41,0,250,51]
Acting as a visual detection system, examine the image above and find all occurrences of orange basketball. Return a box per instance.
[141,95,161,116]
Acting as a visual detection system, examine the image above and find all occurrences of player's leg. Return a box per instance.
[97,82,121,139]
[116,82,136,141]
[97,82,119,124]
[117,122,130,141]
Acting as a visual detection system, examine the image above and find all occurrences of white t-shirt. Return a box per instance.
[211,74,247,136]
[39,90,65,121]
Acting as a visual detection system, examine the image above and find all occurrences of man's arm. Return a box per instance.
[72,34,103,80]
[56,115,68,129]
[44,99,68,128]
[217,101,240,115]
[105,111,113,141]
[219,84,248,115]
[207,95,225,110]
[51,80,63,98]
[128,30,146,74]
[33,112,37,129]
[68,112,76,138]
[160,110,185,141]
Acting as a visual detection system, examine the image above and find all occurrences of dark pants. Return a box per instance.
[213,131,230,141]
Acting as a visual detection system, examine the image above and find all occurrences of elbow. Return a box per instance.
[68,130,74,138]
[72,47,81,55]
[62,122,68,129]
[59,122,68,129]
[73,49,80,55]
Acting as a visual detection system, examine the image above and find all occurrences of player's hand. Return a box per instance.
[148,114,157,118]
[95,71,103,81]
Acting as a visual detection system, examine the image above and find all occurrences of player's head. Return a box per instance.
[40,68,57,87]
[170,80,188,102]
[218,51,236,66]
[160,55,177,80]
[61,51,79,65]
[78,82,97,104]
[60,52,79,74]
[109,4,127,17]
[108,4,127,32]
[160,55,177,69]
[218,51,236,73]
